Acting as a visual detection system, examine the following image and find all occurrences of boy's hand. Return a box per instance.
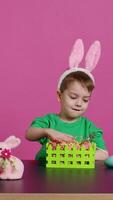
[45,128,75,143]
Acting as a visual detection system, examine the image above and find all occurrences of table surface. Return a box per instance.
[0,160,113,193]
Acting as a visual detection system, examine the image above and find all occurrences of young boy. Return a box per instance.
[26,39,108,162]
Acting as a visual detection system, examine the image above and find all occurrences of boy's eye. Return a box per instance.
[83,99,89,103]
[70,96,77,99]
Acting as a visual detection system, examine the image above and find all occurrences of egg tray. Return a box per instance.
[46,142,96,168]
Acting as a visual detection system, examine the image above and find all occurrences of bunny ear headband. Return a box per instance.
[57,39,101,91]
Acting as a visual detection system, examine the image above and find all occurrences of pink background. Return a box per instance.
[0,0,113,159]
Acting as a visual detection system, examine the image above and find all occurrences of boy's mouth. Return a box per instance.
[72,108,81,112]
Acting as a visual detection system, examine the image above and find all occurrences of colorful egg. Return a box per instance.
[104,156,113,168]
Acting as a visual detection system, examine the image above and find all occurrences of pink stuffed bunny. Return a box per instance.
[0,136,24,180]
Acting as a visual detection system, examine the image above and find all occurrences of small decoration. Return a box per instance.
[0,136,24,180]
[1,149,11,159]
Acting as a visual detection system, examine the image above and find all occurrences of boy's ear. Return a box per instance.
[57,91,61,102]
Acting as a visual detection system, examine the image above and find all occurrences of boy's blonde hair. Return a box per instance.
[59,71,95,93]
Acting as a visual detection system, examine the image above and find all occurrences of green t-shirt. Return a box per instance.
[31,113,107,162]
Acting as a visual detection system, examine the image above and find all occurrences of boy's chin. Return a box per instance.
[70,111,84,118]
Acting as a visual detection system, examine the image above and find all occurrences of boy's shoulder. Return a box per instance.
[81,116,94,125]
[35,113,57,121]
[81,116,101,130]
[31,113,57,127]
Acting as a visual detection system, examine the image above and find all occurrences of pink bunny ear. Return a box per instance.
[5,135,21,149]
[85,41,101,72]
[69,39,84,68]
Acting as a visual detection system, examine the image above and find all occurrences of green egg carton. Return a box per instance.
[46,142,96,168]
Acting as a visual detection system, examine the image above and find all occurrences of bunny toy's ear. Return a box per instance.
[4,135,21,149]
[69,39,84,69]
[85,41,101,72]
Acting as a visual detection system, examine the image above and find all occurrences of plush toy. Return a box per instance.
[0,135,24,180]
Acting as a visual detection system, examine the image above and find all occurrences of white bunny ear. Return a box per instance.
[69,39,84,68]
[85,41,101,72]
[4,135,21,149]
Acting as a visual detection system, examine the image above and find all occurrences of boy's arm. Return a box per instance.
[95,148,109,160]
[89,122,108,160]
[25,127,47,141]
[25,127,75,143]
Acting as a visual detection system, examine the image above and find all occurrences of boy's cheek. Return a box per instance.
[84,104,89,110]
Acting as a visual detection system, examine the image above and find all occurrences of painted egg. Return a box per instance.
[104,156,113,168]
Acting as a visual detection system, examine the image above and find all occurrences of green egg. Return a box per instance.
[104,156,113,168]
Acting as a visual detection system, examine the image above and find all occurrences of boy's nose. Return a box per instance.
[76,99,82,107]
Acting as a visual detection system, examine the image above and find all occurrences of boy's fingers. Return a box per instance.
[67,135,75,140]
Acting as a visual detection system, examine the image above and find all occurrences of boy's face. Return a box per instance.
[57,80,91,121]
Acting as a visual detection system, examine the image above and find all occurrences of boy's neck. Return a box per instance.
[58,113,80,123]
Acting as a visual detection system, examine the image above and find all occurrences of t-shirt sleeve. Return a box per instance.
[30,115,50,145]
[89,121,107,150]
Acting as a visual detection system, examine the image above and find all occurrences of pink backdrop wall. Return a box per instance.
[0,0,113,159]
